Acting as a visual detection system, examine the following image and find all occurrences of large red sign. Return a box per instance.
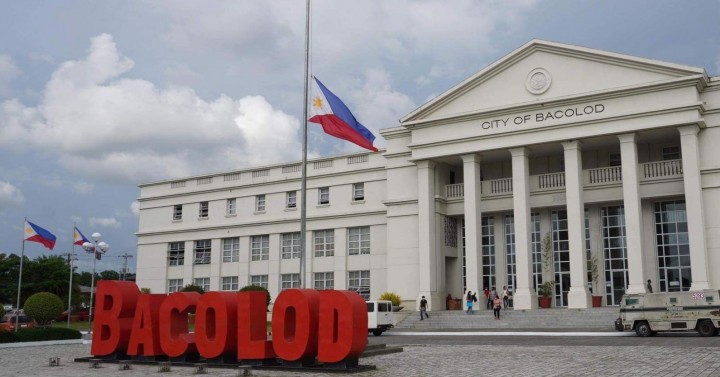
[92,281,368,364]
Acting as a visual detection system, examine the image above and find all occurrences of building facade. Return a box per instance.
[136,40,720,310]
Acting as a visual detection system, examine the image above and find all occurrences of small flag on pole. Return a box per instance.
[309,77,378,152]
[73,227,90,246]
[24,220,56,250]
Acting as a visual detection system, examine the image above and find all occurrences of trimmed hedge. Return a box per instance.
[0,328,81,343]
[239,285,271,307]
[24,292,65,327]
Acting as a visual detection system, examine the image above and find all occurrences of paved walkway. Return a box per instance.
[2,342,720,376]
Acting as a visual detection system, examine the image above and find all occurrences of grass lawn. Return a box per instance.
[51,321,92,332]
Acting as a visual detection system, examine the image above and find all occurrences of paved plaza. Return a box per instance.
[2,341,720,376]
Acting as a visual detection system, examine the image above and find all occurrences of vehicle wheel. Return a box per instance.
[372,329,383,336]
[697,320,717,337]
[635,322,652,337]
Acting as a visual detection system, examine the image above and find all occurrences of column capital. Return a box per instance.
[561,140,583,151]
[509,147,530,158]
[460,153,481,164]
[677,124,700,137]
[617,133,637,144]
[416,159,437,169]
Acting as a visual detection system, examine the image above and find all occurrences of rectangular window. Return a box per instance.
[173,205,183,220]
[168,279,183,293]
[251,275,269,289]
[193,277,210,292]
[251,235,269,261]
[168,242,185,266]
[199,201,209,218]
[193,239,211,264]
[348,226,370,255]
[318,187,330,205]
[655,200,690,293]
[609,153,621,167]
[286,191,297,208]
[222,237,240,263]
[602,205,628,305]
[226,198,237,215]
[256,195,266,212]
[662,146,680,160]
[314,230,335,257]
[281,273,301,290]
[314,272,334,290]
[531,213,541,291]
[281,233,301,259]
[348,270,370,300]
[221,276,239,291]
[504,214,516,293]
[481,216,495,291]
[352,183,364,201]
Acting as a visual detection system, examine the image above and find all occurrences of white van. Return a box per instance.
[615,290,720,336]
[366,300,394,336]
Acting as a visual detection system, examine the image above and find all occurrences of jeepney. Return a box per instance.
[366,300,394,336]
[615,289,720,336]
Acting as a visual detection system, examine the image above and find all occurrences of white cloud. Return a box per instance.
[129,201,140,216]
[73,181,95,194]
[0,34,303,185]
[89,217,121,228]
[0,181,24,206]
[0,55,21,96]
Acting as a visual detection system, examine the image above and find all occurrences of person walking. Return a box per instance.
[466,291,474,314]
[502,286,510,309]
[419,296,429,320]
[483,287,490,309]
[493,295,502,319]
[647,279,653,293]
[488,287,497,310]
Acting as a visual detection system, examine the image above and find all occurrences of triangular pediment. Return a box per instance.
[402,40,706,125]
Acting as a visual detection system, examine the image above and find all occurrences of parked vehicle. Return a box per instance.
[57,307,90,322]
[366,300,394,336]
[0,311,36,331]
[615,289,720,337]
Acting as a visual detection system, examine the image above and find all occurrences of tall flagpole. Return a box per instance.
[67,224,76,328]
[15,218,26,332]
[299,0,311,289]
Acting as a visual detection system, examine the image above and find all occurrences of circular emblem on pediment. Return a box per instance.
[526,68,551,95]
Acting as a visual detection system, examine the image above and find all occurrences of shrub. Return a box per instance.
[140,288,151,294]
[180,284,205,294]
[0,330,18,343]
[239,285,271,307]
[378,292,402,306]
[23,292,64,328]
[14,328,82,342]
[538,281,556,298]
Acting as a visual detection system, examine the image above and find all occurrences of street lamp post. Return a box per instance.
[82,232,109,328]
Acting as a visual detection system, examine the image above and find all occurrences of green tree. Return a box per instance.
[23,292,65,328]
[98,270,120,280]
[239,285,271,307]
[181,284,205,294]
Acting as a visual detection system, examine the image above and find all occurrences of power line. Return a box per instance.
[113,253,134,280]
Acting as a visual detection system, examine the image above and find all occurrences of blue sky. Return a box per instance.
[0,0,718,274]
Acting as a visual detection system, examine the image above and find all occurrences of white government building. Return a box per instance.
[136,40,720,310]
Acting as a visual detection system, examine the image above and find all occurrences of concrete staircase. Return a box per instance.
[394,307,619,331]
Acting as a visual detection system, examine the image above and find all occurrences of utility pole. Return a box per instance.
[115,253,133,280]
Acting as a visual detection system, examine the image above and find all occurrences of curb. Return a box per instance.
[389,331,634,337]
[0,338,90,349]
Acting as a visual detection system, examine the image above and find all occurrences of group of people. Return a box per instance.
[465,286,512,319]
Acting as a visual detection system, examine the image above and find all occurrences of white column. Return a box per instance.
[562,140,591,308]
[510,147,537,309]
[618,133,646,294]
[678,125,710,290]
[461,154,482,301]
[417,160,442,308]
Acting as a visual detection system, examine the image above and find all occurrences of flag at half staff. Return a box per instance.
[73,226,90,246]
[24,220,56,250]
[309,77,379,152]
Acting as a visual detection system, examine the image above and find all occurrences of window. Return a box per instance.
[222,237,239,262]
[168,242,185,266]
[199,201,209,218]
[348,226,370,255]
[286,191,297,209]
[314,272,334,290]
[348,271,370,300]
[251,275,269,289]
[194,277,210,292]
[314,230,335,257]
[194,239,211,264]
[222,276,239,291]
[281,273,301,290]
[609,153,621,167]
[226,198,237,215]
[663,146,680,160]
[168,279,183,293]
[318,187,330,205]
[352,183,364,201]
[281,233,301,259]
[251,235,269,261]
[173,205,183,220]
[256,195,266,212]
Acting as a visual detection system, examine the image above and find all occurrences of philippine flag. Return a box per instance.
[73,226,90,246]
[24,220,57,250]
[309,77,379,152]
